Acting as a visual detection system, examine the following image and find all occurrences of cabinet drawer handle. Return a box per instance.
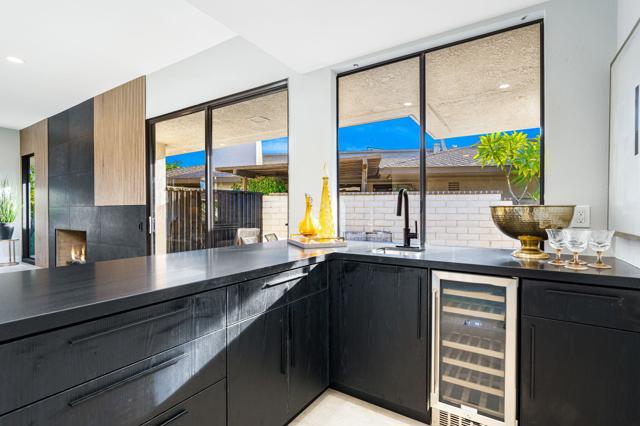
[417,277,422,340]
[529,324,536,399]
[289,307,295,368]
[68,353,188,407]
[545,288,622,302]
[69,306,190,345]
[280,310,287,375]
[155,409,188,426]
[263,273,308,289]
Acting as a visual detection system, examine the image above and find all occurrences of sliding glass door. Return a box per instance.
[210,89,288,246]
[153,110,207,255]
[21,154,36,262]
[148,83,288,255]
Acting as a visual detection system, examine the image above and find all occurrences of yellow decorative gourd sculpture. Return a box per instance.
[298,194,319,237]
[318,164,335,239]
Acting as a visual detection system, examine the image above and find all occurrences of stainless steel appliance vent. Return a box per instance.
[436,409,485,426]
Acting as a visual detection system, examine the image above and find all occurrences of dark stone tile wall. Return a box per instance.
[48,99,147,267]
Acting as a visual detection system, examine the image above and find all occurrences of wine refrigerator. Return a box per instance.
[430,271,518,426]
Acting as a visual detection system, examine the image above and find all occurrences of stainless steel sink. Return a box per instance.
[374,246,424,256]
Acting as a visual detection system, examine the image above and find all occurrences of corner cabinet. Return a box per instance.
[227,264,329,426]
[329,259,429,422]
[520,279,640,426]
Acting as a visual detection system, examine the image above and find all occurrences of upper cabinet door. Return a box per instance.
[331,260,429,421]
[288,291,329,416]
[520,316,640,426]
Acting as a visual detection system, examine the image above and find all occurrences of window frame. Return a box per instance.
[335,20,545,248]
[146,80,290,254]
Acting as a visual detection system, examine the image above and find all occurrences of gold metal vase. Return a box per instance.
[490,205,576,260]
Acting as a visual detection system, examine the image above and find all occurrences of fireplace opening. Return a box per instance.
[56,229,87,267]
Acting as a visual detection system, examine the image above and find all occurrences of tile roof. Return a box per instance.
[379,146,481,168]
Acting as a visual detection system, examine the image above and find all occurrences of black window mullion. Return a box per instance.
[419,53,427,249]
[205,106,214,249]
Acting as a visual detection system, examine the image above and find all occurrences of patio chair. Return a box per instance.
[264,233,279,242]
[235,228,261,245]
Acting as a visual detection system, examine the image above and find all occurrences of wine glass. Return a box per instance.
[587,230,614,269]
[562,229,590,271]
[545,229,566,266]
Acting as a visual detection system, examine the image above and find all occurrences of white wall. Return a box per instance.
[0,128,21,261]
[543,0,616,232]
[618,0,640,47]
[146,36,292,119]
[614,0,640,266]
[288,69,337,232]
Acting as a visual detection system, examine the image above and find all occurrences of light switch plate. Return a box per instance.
[571,205,590,228]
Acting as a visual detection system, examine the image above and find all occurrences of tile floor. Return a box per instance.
[291,389,427,426]
[0,263,38,274]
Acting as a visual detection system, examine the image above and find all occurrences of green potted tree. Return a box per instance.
[475,132,575,260]
[0,178,17,240]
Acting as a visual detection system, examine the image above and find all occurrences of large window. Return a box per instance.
[338,57,422,244]
[149,83,288,254]
[337,22,542,248]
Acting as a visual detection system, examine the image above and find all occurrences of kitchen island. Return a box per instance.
[1,241,639,426]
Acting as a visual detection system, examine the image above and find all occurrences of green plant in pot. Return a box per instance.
[475,132,575,260]
[0,178,17,240]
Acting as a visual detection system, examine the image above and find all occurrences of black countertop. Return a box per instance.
[1,241,639,343]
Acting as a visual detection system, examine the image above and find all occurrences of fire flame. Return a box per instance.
[70,245,86,264]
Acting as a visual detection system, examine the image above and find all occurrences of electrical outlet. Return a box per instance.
[571,205,590,228]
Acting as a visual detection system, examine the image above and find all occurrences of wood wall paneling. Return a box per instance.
[20,120,49,267]
[94,77,146,206]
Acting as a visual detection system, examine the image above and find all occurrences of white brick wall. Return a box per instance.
[262,194,288,240]
[339,192,518,249]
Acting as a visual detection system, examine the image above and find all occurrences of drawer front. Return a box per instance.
[141,379,226,426]
[0,330,226,426]
[228,264,326,324]
[287,263,327,303]
[0,288,226,415]
[522,279,640,332]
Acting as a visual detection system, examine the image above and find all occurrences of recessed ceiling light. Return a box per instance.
[353,63,359,68]
[499,83,511,89]
[248,115,270,124]
[403,102,413,107]
[6,56,24,64]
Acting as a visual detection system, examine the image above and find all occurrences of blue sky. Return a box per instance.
[166,117,541,167]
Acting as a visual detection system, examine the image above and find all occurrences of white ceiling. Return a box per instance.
[339,24,541,139]
[187,0,545,73]
[1,0,547,130]
[156,89,288,156]
[0,0,235,129]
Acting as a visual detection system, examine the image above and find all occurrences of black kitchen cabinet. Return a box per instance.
[330,260,429,421]
[141,379,226,426]
[227,264,329,426]
[520,316,640,426]
[227,306,290,426]
[289,291,330,416]
[0,331,225,426]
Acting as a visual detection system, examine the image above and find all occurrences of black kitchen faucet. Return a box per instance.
[396,188,418,248]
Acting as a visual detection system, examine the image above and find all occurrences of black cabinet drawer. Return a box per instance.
[141,379,226,426]
[227,263,326,324]
[522,279,640,332]
[0,330,226,426]
[0,288,226,415]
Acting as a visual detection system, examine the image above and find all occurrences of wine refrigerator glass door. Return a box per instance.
[431,271,518,426]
